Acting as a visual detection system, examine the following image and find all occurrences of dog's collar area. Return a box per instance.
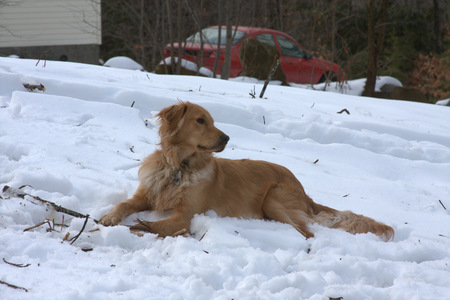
[164,156,190,186]
[172,170,181,185]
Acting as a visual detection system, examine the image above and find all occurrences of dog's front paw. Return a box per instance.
[99,213,121,226]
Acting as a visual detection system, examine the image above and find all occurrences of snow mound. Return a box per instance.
[104,56,144,70]
[159,57,215,77]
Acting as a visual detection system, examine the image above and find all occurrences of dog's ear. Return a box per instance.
[156,102,189,133]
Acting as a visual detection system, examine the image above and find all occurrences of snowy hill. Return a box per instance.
[0,57,449,299]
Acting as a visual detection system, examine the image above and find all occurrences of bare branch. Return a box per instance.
[259,59,280,98]
[2,185,98,223]
[70,215,90,245]
[3,258,31,268]
[0,280,28,293]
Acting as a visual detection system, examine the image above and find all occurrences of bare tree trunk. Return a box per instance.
[166,0,176,72]
[152,0,162,68]
[176,0,183,74]
[250,0,256,27]
[331,0,338,63]
[363,0,389,97]
[198,0,204,69]
[364,0,376,97]
[221,0,233,80]
[375,0,388,58]
[184,0,204,71]
[213,0,222,78]
[139,0,145,66]
[275,0,283,31]
[309,1,319,53]
[433,0,443,54]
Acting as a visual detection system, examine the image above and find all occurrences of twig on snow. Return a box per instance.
[3,258,31,268]
[22,83,45,92]
[198,230,208,241]
[0,280,28,292]
[337,108,350,114]
[69,214,90,245]
[62,232,71,241]
[2,185,98,223]
[259,59,280,98]
[249,86,256,98]
[23,218,68,233]
[23,220,51,232]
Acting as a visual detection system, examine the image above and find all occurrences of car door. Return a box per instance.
[253,33,282,74]
[274,35,316,84]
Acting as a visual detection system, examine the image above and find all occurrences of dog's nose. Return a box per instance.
[220,134,230,144]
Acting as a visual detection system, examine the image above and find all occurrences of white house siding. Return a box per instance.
[0,0,101,48]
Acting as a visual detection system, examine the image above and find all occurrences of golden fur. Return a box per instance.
[99,102,394,241]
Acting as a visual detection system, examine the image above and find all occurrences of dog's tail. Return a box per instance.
[310,203,394,241]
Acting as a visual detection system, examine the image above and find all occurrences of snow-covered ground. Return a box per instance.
[104,56,144,71]
[0,57,449,300]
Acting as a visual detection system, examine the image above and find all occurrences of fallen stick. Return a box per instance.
[69,214,90,245]
[337,108,350,114]
[0,279,28,292]
[23,220,50,232]
[198,230,208,241]
[22,83,45,92]
[259,59,280,98]
[2,185,98,223]
[3,258,31,268]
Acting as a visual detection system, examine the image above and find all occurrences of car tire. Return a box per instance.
[318,72,337,83]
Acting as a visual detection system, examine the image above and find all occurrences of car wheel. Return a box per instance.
[318,72,337,83]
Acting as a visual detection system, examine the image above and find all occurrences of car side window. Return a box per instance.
[255,34,276,47]
[276,35,305,58]
[188,28,246,46]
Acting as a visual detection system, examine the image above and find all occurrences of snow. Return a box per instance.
[160,57,215,77]
[159,56,403,98]
[0,57,449,300]
[436,98,450,106]
[104,56,144,71]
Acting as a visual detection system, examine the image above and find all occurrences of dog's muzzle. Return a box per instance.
[213,133,229,152]
[219,134,230,145]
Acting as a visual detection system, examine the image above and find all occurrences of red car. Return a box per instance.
[163,26,345,84]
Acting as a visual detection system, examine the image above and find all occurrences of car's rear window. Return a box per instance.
[187,28,246,46]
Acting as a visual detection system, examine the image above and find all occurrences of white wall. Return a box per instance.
[0,0,101,47]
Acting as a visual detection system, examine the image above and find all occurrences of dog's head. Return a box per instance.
[156,102,229,155]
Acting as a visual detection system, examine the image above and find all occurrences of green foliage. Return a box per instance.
[378,6,435,81]
[337,3,441,81]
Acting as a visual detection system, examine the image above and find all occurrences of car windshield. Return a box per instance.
[187,28,246,46]
[276,35,306,58]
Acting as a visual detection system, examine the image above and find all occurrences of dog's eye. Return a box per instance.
[196,118,205,125]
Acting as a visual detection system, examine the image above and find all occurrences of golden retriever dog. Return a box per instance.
[99,102,394,241]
